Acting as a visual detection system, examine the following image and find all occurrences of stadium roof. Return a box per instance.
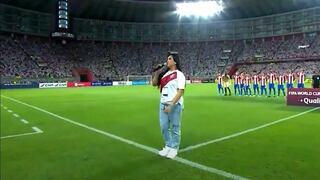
[1,0,320,22]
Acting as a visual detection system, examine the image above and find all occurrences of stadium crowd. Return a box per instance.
[1,33,319,82]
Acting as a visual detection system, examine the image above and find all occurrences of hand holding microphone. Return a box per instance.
[152,62,167,72]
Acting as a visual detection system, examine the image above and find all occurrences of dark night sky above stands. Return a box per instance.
[1,0,320,22]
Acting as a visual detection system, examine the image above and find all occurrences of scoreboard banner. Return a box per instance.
[287,88,320,107]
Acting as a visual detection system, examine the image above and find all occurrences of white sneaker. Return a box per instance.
[158,146,170,157]
[166,148,178,159]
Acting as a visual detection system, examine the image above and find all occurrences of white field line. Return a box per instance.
[20,119,29,124]
[3,105,31,124]
[1,95,249,180]
[1,126,43,139]
[7,109,12,113]
[180,107,320,153]
[13,113,20,118]
[32,127,43,133]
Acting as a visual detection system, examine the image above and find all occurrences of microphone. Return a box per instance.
[152,62,167,72]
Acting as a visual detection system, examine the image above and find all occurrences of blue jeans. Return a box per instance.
[159,103,182,150]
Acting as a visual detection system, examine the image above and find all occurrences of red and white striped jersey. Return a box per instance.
[234,75,240,84]
[217,76,222,85]
[244,76,251,86]
[287,73,294,84]
[260,76,267,86]
[298,72,305,84]
[240,76,245,84]
[268,73,275,84]
[278,75,285,85]
[252,75,259,85]
[160,70,185,105]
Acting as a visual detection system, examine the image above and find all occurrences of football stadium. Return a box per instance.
[1,0,320,179]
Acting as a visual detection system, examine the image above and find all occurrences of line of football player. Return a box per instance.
[216,71,306,97]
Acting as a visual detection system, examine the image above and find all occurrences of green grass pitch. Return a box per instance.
[1,83,319,180]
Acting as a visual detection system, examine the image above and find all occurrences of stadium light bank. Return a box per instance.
[175,1,224,18]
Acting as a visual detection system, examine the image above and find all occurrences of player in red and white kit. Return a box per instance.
[286,71,295,89]
[268,72,276,97]
[252,72,260,96]
[240,73,245,96]
[297,70,305,88]
[244,73,252,96]
[260,73,268,96]
[216,73,224,95]
[233,72,241,96]
[277,73,286,96]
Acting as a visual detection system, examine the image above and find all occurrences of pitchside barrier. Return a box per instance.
[287,88,320,107]
[67,82,92,88]
[132,80,149,85]
[0,82,39,89]
[39,82,67,88]
[112,81,132,86]
[91,80,113,87]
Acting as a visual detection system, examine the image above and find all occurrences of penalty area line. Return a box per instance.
[1,126,43,139]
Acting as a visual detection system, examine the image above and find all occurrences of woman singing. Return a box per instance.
[152,51,186,159]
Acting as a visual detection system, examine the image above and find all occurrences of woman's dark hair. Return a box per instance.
[168,51,181,71]
[155,51,181,87]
